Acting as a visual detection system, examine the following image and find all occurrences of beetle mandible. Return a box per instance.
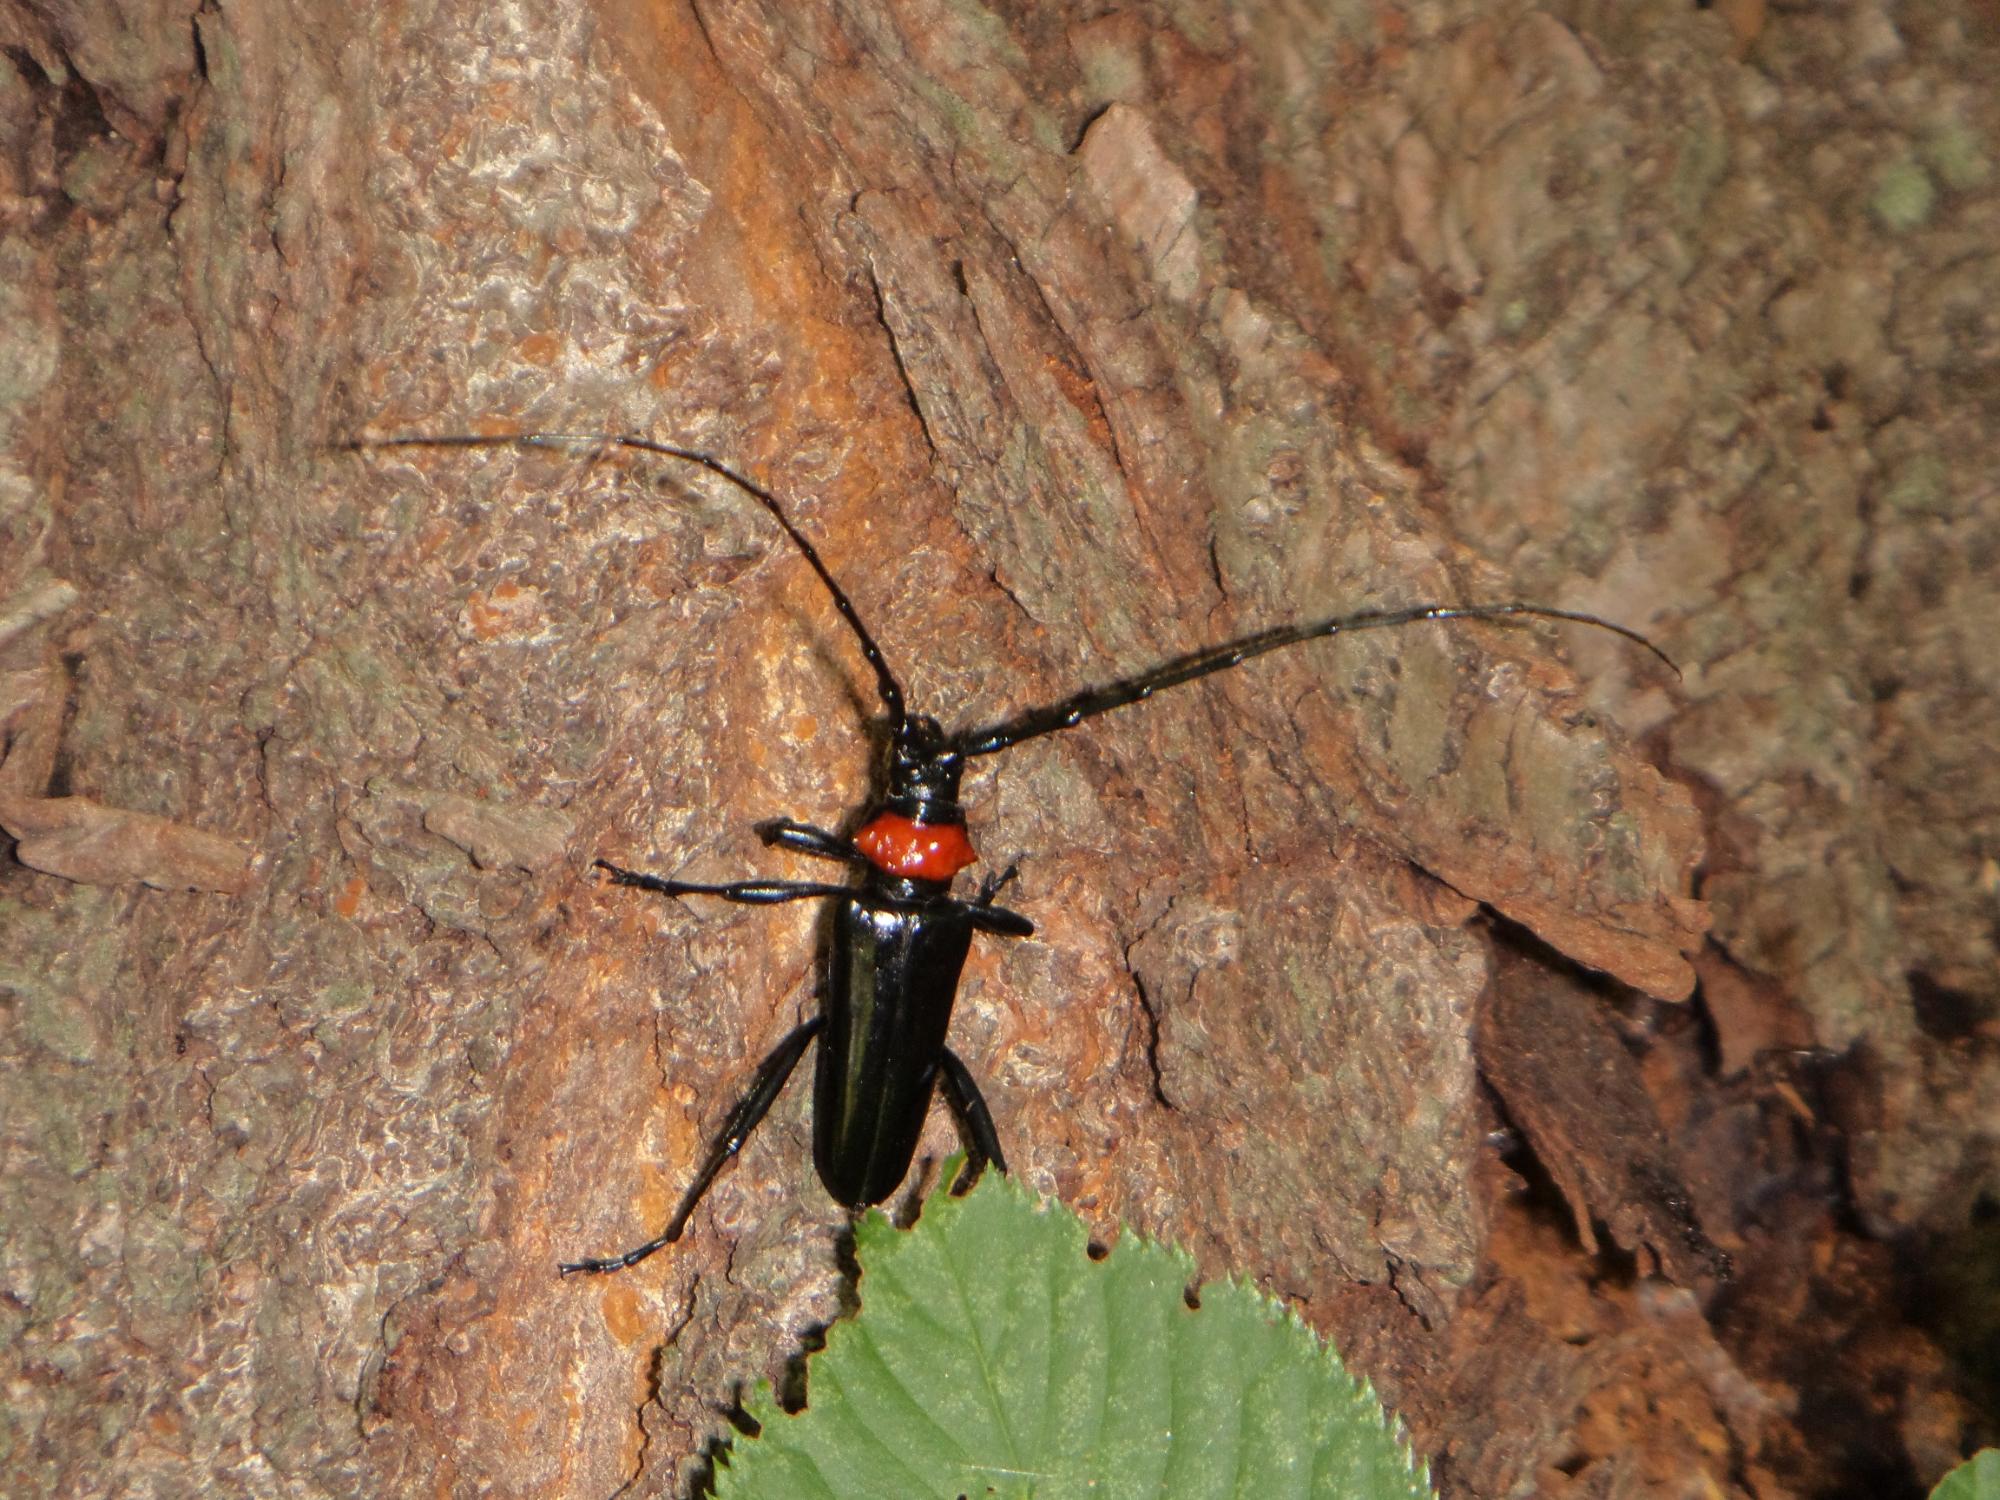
[353,430,1675,1275]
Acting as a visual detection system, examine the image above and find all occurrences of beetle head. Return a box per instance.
[885,713,966,824]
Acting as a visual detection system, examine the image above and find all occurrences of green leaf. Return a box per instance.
[1932,1449,2000,1500]
[714,1166,1433,1500]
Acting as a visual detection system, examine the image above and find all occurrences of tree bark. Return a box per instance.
[1,0,1991,1495]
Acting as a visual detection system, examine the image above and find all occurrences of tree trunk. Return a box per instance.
[1,0,1990,1495]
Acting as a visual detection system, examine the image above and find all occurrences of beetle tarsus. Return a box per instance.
[975,861,1022,906]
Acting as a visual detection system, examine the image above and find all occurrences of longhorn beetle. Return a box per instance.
[351,431,1676,1275]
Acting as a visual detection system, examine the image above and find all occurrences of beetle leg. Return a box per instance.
[938,1047,1008,1191]
[560,1017,826,1276]
[974,860,1021,904]
[961,860,1033,937]
[595,859,851,904]
[754,817,867,864]
[966,900,1033,938]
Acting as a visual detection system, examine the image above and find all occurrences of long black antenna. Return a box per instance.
[341,431,909,727]
[953,601,1678,758]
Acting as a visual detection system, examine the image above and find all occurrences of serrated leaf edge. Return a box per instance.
[719,1163,1433,1497]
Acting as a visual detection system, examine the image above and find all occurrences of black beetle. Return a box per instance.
[350,431,1673,1274]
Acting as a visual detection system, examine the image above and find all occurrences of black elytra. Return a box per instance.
[347,430,1677,1275]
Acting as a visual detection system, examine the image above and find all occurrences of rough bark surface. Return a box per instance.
[0,0,1992,1496]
